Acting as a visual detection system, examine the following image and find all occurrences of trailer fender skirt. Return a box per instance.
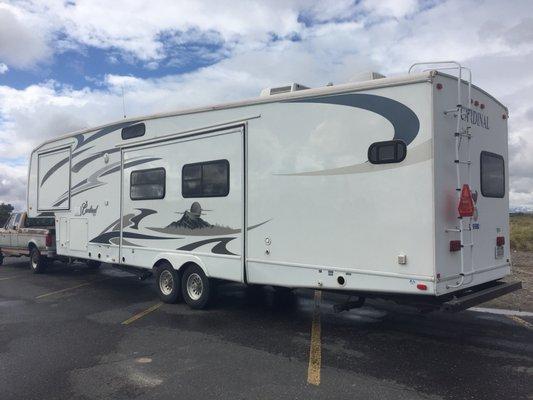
[441,281,522,312]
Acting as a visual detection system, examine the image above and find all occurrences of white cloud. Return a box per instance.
[0,4,51,69]
[0,0,533,209]
[0,63,8,74]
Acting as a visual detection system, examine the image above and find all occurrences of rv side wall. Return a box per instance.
[27,76,438,295]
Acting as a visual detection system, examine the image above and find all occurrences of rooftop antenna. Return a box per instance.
[121,85,127,119]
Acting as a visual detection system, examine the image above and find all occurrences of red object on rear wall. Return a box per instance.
[496,236,505,246]
[45,233,53,247]
[416,283,428,291]
[458,184,475,217]
[450,240,462,252]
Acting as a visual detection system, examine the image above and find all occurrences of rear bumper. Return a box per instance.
[440,280,522,312]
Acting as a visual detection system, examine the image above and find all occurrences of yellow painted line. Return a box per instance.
[35,278,110,299]
[122,302,163,326]
[307,290,322,386]
[507,315,533,330]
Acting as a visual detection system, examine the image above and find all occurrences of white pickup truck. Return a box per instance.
[0,212,57,273]
[0,212,102,273]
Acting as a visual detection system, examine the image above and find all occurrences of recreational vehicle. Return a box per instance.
[27,62,520,310]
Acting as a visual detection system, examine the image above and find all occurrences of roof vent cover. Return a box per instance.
[260,83,310,97]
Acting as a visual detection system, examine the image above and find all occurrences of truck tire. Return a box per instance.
[181,264,214,310]
[155,262,182,304]
[86,260,101,269]
[29,247,47,274]
[0,252,3,266]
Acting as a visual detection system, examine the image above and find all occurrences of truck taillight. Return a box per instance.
[496,236,505,246]
[450,240,461,252]
[45,233,53,247]
[458,184,475,217]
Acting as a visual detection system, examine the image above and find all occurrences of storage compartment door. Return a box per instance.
[69,218,88,251]
[38,147,71,211]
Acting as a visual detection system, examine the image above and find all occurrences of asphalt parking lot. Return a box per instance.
[1,257,532,400]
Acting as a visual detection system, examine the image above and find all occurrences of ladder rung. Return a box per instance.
[454,132,471,138]
[454,160,471,165]
[462,243,474,247]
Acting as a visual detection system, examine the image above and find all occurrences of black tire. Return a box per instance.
[0,253,3,266]
[154,262,182,304]
[181,264,213,309]
[86,260,101,269]
[29,247,47,274]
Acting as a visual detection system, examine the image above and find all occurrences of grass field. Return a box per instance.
[510,213,533,252]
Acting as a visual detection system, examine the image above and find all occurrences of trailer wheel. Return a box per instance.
[86,260,101,269]
[29,247,47,274]
[0,252,3,266]
[181,264,213,310]
[155,262,182,304]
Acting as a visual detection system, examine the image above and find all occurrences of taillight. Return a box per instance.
[496,236,505,246]
[458,184,475,217]
[45,233,53,247]
[416,283,428,291]
[450,240,462,252]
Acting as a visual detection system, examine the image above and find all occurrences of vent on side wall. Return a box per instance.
[260,83,310,97]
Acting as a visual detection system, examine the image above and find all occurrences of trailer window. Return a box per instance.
[481,152,505,198]
[121,123,146,140]
[368,140,406,164]
[130,168,166,200]
[25,217,55,227]
[182,160,229,198]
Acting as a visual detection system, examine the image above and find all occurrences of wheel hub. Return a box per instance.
[159,270,174,296]
[187,273,203,300]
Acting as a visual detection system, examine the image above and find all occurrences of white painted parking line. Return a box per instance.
[470,307,533,317]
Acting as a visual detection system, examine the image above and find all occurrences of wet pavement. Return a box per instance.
[0,257,532,400]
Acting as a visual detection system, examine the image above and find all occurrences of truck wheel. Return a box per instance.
[181,264,213,309]
[0,253,3,266]
[86,260,101,269]
[155,262,182,304]
[29,248,47,274]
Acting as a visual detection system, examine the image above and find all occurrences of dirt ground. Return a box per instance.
[484,250,533,312]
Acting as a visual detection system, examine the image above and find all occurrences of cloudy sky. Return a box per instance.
[0,0,532,210]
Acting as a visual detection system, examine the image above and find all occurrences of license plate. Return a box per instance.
[495,246,504,259]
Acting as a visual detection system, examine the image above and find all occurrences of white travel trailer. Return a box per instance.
[27,62,520,310]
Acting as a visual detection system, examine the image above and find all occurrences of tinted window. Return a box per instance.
[122,123,146,140]
[182,160,229,198]
[130,168,165,200]
[13,213,21,228]
[25,217,55,227]
[481,152,505,198]
[368,140,407,164]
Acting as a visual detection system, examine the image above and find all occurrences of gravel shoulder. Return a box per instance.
[483,251,533,312]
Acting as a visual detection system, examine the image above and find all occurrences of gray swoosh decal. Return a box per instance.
[130,208,157,230]
[52,157,161,207]
[74,120,141,150]
[178,237,237,256]
[90,231,177,244]
[279,139,432,177]
[71,148,121,173]
[39,146,93,187]
[289,93,420,145]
